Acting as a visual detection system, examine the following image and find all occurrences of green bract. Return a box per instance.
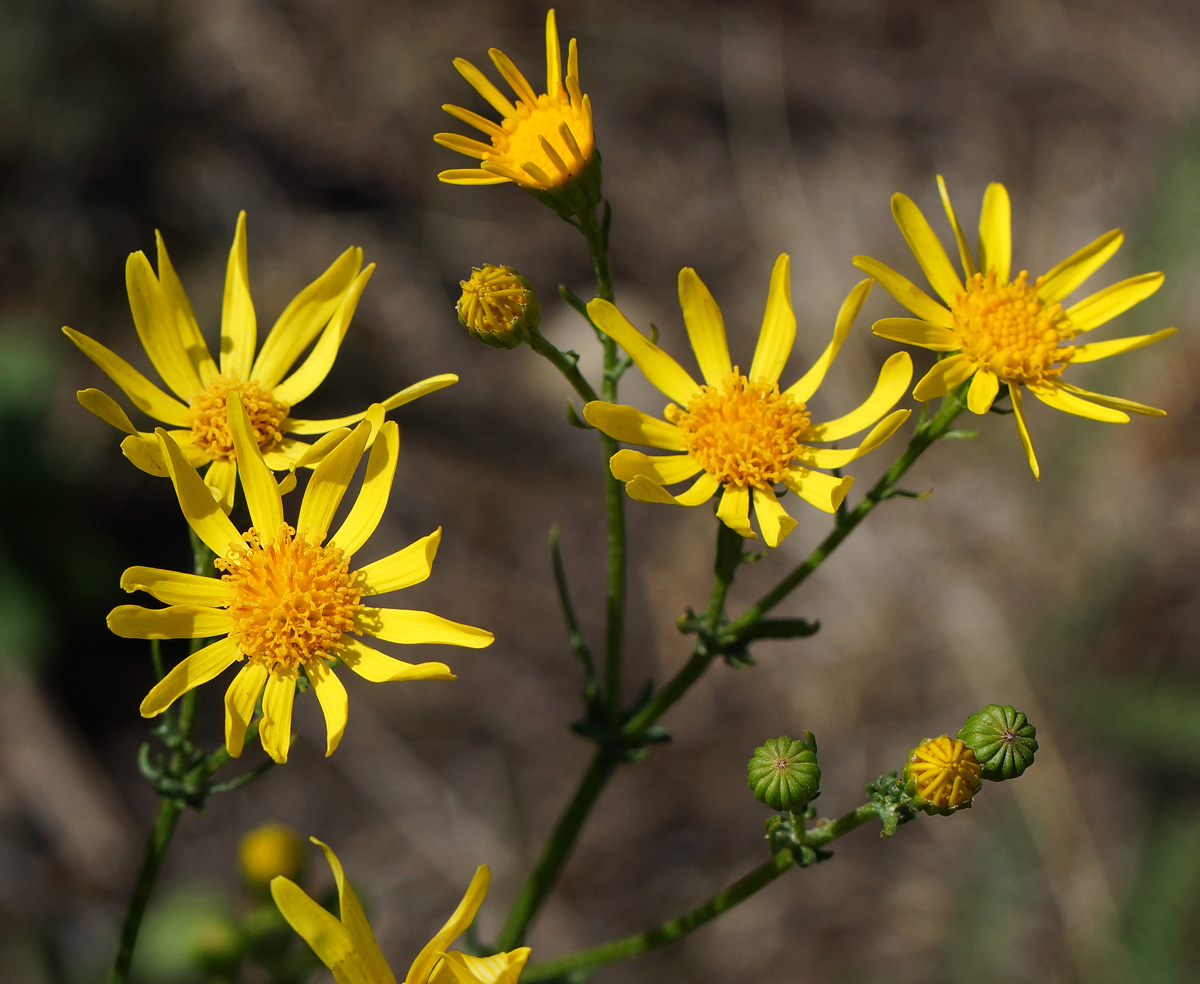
[957,704,1038,781]
[748,733,821,812]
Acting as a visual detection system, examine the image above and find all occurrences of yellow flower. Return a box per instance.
[272,838,530,984]
[581,255,914,547]
[64,213,457,510]
[107,396,493,764]
[239,823,306,886]
[854,176,1175,478]
[458,265,541,349]
[904,735,982,813]
[435,9,594,192]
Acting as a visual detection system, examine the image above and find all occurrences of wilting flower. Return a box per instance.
[904,735,982,815]
[65,213,457,509]
[107,397,493,764]
[272,838,530,984]
[435,10,596,199]
[854,177,1174,478]
[581,255,913,547]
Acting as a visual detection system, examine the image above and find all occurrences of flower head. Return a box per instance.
[854,177,1175,478]
[108,396,493,764]
[581,255,913,547]
[65,213,457,510]
[458,265,540,349]
[435,10,599,208]
[240,823,306,886]
[904,735,983,815]
[272,838,530,984]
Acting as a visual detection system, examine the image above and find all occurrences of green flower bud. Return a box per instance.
[957,704,1038,781]
[457,265,540,349]
[903,735,982,816]
[748,733,820,812]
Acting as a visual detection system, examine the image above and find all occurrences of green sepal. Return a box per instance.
[748,734,821,812]
[957,704,1037,781]
[764,814,830,867]
[866,771,919,838]
[734,617,821,642]
[531,150,604,221]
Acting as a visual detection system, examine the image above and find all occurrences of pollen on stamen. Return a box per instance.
[954,269,1076,384]
[188,374,290,461]
[669,369,812,491]
[216,524,364,674]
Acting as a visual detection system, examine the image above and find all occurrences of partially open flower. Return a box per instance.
[904,735,982,816]
[458,265,540,349]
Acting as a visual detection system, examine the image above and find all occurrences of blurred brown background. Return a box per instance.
[3,0,1200,982]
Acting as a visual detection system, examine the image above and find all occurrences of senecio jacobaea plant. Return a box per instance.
[75,9,1174,984]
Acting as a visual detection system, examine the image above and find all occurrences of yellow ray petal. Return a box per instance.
[545,8,562,97]
[120,433,170,477]
[488,47,538,104]
[156,429,243,556]
[285,374,459,435]
[227,392,283,535]
[107,603,232,640]
[407,867,491,984]
[358,608,494,648]
[787,278,872,402]
[441,103,506,138]
[783,467,854,513]
[586,299,699,404]
[850,256,953,328]
[125,250,203,400]
[62,327,191,426]
[810,351,913,441]
[338,636,455,683]
[307,840,397,984]
[155,230,217,385]
[263,432,346,471]
[298,418,373,545]
[748,254,796,385]
[329,417,399,556]
[438,168,511,186]
[251,246,364,389]
[206,458,238,515]
[891,192,964,306]
[800,408,909,467]
[582,402,687,450]
[308,661,349,757]
[220,212,257,380]
[936,175,976,279]
[139,637,241,717]
[77,387,136,433]
[911,353,975,402]
[1066,273,1165,334]
[356,529,442,596]
[437,949,531,984]
[609,449,703,486]
[870,317,960,352]
[1007,382,1040,479]
[1037,229,1123,303]
[269,877,360,981]
[259,670,297,764]
[271,266,375,407]
[978,182,1011,283]
[225,662,268,758]
[752,487,797,548]
[625,472,719,506]
[1027,380,1128,422]
[434,132,498,160]
[677,267,732,385]
[716,486,754,537]
[120,566,232,606]
[967,367,1000,414]
[1057,381,1166,417]
[454,57,517,117]
[1072,328,1176,363]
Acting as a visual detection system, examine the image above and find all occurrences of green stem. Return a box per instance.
[526,327,599,404]
[520,802,879,982]
[107,797,183,984]
[494,749,620,950]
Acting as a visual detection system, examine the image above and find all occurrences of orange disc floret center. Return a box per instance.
[954,269,1076,384]
[907,736,982,810]
[188,374,290,461]
[458,267,530,334]
[217,524,363,673]
[492,95,593,188]
[670,370,812,492]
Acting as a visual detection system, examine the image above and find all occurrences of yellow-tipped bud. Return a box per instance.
[903,735,982,816]
[238,823,306,887]
[457,265,540,349]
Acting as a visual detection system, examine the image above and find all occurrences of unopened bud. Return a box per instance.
[748,733,821,812]
[457,265,540,349]
[957,704,1037,781]
[904,735,982,816]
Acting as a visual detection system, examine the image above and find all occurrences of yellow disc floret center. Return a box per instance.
[954,269,1076,384]
[188,374,290,461]
[493,95,593,188]
[907,736,983,810]
[458,266,532,336]
[670,370,811,492]
[217,524,363,674]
